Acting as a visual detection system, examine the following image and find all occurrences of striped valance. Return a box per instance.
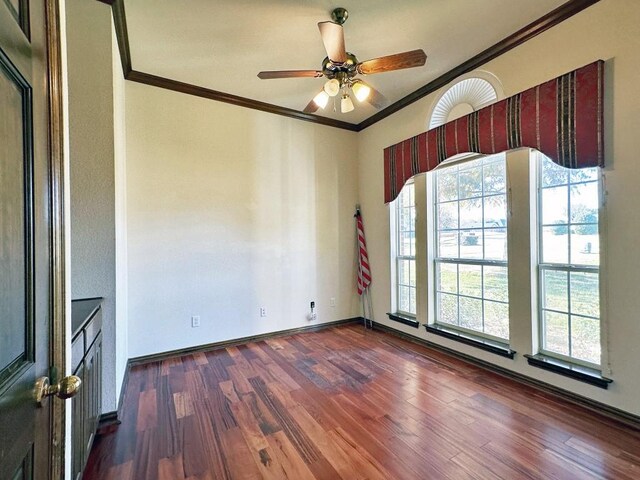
[384,60,604,203]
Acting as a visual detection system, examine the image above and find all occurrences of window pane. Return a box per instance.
[438,202,458,230]
[485,228,507,261]
[459,198,482,229]
[484,301,509,339]
[570,272,599,318]
[460,230,483,259]
[571,315,600,364]
[409,260,416,287]
[437,170,457,202]
[570,225,599,266]
[484,266,508,302]
[544,311,569,356]
[542,226,568,264]
[399,286,411,313]
[460,296,482,331]
[398,259,410,286]
[437,263,457,294]
[542,186,568,224]
[438,231,458,258]
[438,293,458,326]
[458,167,483,199]
[542,158,569,187]
[570,167,598,183]
[570,182,598,223]
[543,270,568,312]
[459,264,481,298]
[399,229,415,257]
[483,161,506,193]
[484,194,507,228]
[408,288,416,316]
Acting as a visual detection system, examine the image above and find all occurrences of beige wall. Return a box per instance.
[125,82,360,358]
[112,18,128,403]
[67,0,117,413]
[358,0,640,415]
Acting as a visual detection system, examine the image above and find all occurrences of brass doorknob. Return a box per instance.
[35,375,82,406]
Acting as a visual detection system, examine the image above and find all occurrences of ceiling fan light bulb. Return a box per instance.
[324,79,340,97]
[352,81,371,102]
[341,94,354,113]
[313,91,330,109]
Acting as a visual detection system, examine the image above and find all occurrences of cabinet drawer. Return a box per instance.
[84,307,102,350]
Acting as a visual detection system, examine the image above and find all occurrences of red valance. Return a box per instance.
[384,60,604,203]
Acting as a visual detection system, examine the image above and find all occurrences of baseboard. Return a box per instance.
[129,317,363,366]
[365,319,640,431]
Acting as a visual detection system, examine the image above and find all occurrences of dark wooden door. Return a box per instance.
[1,1,56,478]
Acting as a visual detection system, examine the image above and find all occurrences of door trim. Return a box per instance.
[45,0,67,478]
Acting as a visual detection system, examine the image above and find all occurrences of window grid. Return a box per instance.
[537,154,600,367]
[396,182,416,317]
[434,155,509,342]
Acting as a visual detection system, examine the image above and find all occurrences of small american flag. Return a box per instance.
[355,209,371,295]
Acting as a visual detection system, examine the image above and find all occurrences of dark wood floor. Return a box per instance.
[84,324,640,479]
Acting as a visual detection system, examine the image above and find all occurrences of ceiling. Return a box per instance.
[125,0,569,125]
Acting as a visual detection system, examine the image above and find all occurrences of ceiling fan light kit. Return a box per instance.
[341,93,355,113]
[257,7,427,115]
[323,78,341,97]
[313,90,330,109]
[352,81,371,103]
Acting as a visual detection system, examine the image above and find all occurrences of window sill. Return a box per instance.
[387,313,419,328]
[524,354,612,389]
[424,324,515,359]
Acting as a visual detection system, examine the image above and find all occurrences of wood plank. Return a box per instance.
[135,389,157,432]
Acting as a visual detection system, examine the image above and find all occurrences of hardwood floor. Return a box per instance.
[84,324,640,479]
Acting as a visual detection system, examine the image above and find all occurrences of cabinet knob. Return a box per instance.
[35,375,82,406]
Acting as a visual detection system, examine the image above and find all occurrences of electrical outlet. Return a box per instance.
[260,307,267,317]
[191,315,201,328]
[310,301,315,310]
[330,297,336,307]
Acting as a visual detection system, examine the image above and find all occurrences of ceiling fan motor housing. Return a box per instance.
[331,7,349,25]
[322,53,358,80]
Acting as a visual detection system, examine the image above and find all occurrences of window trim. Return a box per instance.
[535,155,602,369]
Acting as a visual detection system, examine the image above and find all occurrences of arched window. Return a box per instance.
[428,72,503,129]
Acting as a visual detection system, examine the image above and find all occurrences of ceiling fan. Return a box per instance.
[257,7,427,114]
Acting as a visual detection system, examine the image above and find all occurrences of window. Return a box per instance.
[538,154,601,366]
[394,182,416,316]
[433,154,509,341]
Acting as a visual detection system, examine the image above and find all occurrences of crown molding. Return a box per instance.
[126,70,360,131]
[107,0,600,132]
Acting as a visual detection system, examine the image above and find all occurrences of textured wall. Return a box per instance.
[125,82,361,358]
[357,0,640,415]
[67,0,117,413]
[112,17,128,403]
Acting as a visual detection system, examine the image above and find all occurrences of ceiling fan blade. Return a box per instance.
[257,70,323,79]
[318,21,347,63]
[363,83,388,110]
[357,49,427,75]
[303,97,320,113]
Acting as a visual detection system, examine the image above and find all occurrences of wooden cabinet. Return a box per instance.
[71,298,103,480]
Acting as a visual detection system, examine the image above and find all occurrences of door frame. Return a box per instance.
[44,1,67,478]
